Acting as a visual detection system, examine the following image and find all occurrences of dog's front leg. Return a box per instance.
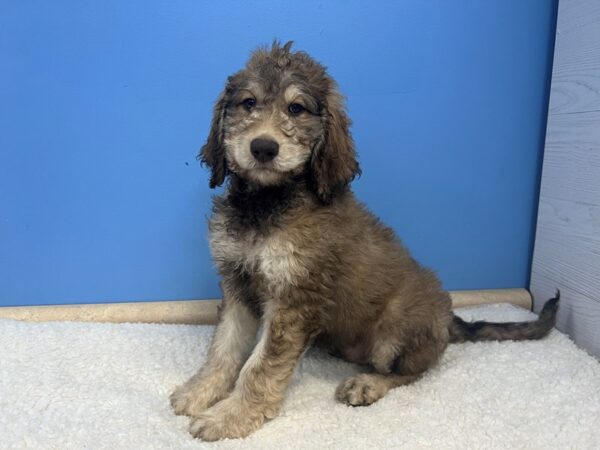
[170,293,259,417]
[189,303,316,441]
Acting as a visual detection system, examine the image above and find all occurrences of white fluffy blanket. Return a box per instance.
[1,304,599,449]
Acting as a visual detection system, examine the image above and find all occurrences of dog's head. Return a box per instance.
[200,41,360,203]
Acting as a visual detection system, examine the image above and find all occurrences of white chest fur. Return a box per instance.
[208,213,308,290]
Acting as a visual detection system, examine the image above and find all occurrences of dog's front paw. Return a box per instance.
[170,379,227,417]
[189,397,266,441]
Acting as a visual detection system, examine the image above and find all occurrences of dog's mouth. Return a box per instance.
[250,159,279,172]
[243,162,289,186]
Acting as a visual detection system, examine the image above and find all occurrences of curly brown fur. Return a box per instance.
[171,41,559,441]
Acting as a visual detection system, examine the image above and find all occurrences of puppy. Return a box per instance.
[170,41,559,441]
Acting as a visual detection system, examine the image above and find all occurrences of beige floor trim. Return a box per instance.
[0,288,531,325]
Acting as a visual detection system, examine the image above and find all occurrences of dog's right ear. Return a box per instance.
[199,93,227,188]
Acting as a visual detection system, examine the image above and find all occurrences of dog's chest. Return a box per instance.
[208,212,307,288]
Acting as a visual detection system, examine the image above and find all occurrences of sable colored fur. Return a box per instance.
[170,41,559,441]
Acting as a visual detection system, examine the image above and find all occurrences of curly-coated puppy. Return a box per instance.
[170,41,559,441]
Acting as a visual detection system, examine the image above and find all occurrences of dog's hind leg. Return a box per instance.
[335,372,420,406]
[335,325,448,406]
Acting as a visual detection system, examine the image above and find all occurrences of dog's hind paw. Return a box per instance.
[335,374,387,406]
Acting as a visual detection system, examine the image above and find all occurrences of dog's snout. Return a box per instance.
[250,138,279,163]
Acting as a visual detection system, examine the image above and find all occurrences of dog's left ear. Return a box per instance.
[310,90,361,203]
[199,92,227,188]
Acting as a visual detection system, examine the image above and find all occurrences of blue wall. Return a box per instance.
[0,1,557,306]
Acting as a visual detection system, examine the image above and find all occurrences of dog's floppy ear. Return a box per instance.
[310,90,361,203]
[199,92,227,188]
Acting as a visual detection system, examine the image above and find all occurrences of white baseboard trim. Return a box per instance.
[0,289,531,325]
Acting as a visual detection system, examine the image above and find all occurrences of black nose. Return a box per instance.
[250,138,279,163]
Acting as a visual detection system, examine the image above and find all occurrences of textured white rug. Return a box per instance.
[1,303,599,449]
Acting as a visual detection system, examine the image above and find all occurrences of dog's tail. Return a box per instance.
[449,290,560,343]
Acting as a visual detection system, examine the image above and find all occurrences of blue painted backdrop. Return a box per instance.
[1,1,557,306]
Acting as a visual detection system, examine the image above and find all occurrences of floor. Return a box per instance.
[1,303,598,449]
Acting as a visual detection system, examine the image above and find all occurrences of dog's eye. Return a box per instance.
[288,103,305,116]
[242,98,256,111]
